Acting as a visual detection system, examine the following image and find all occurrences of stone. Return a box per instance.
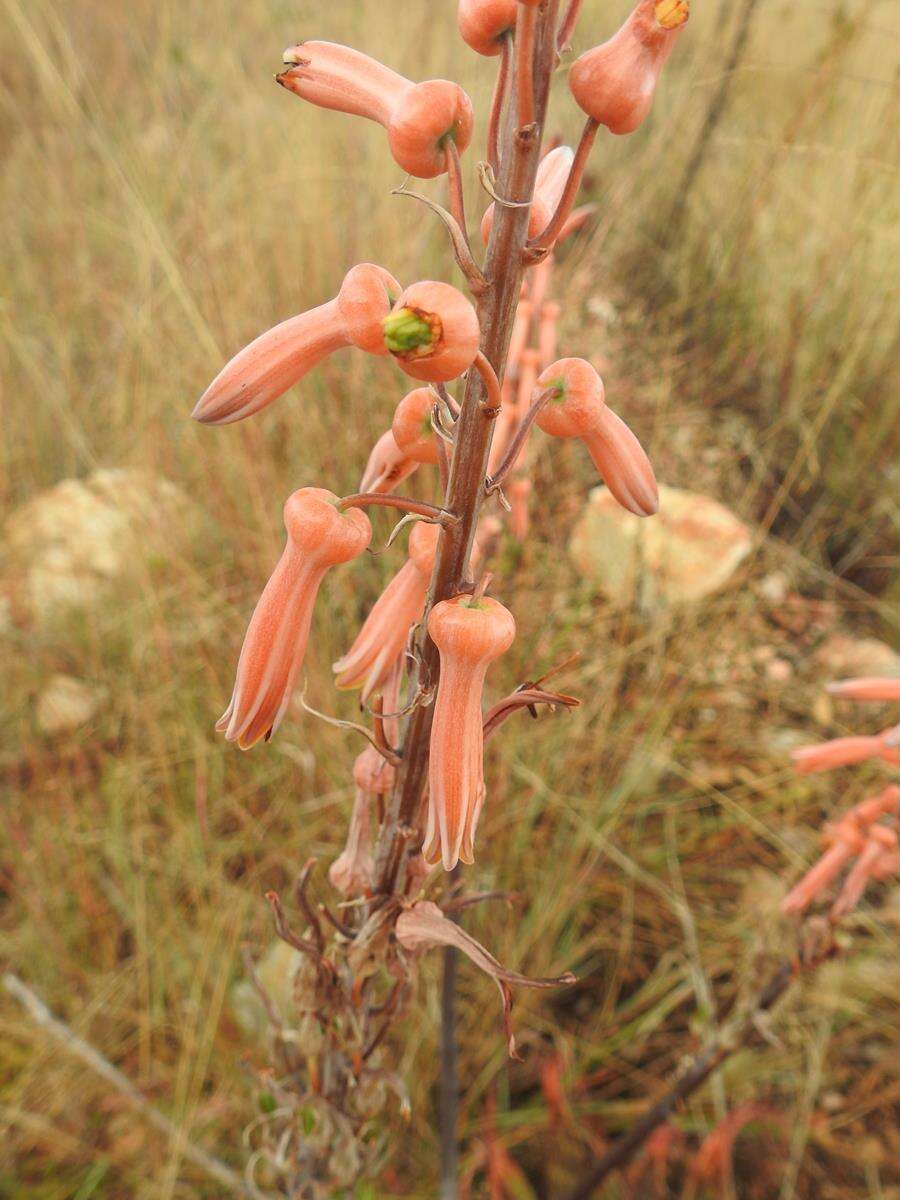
[36,674,106,734]
[1,469,193,632]
[568,485,753,606]
[815,635,900,681]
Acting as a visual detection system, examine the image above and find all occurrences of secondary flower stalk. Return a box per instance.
[193,264,400,425]
[569,0,690,134]
[536,358,659,516]
[278,42,474,178]
[425,595,516,870]
[217,489,371,749]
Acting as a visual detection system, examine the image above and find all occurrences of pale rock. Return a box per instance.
[815,635,900,682]
[36,674,106,734]
[569,485,753,606]
[231,939,305,1038]
[1,469,192,631]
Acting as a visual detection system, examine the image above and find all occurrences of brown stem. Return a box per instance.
[486,386,555,492]
[515,3,538,130]
[562,961,796,1200]
[487,34,512,173]
[374,3,560,896]
[434,407,451,493]
[557,0,584,52]
[339,492,458,523]
[527,117,599,258]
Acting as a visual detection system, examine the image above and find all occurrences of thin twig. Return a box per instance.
[3,973,269,1200]
[526,117,599,258]
[486,387,555,492]
[515,3,538,130]
[295,859,325,954]
[339,492,459,524]
[487,34,512,173]
[557,0,584,52]
[391,186,488,294]
[299,690,402,767]
[561,960,801,1199]
[483,687,580,740]
[472,351,504,417]
[444,138,468,242]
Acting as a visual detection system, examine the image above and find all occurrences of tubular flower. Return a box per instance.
[826,676,900,702]
[781,818,864,916]
[538,301,560,368]
[536,358,659,516]
[791,733,900,775]
[193,264,400,425]
[329,751,382,897]
[358,428,419,494]
[457,0,517,56]
[830,825,898,921]
[334,521,441,699]
[278,42,473,178]
[383,281,480,383]
[425,595,516,870]
[216,488,371,749]
[481,145,575,243]
[391,388,440,465]
[569,0,690,134]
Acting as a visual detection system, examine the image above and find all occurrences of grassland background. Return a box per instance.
[1,0,898,1196]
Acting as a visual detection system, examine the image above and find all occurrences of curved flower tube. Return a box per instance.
[791,733,900,775]
[539,301,561,368]
[481,145,574,244]
[425,595,516,870]
[193,264,400,425]
[536,358,659,516]
[569,0,690,134]
[826,677,900,702]
[329,748,397,896]
[391,388,440,465]
[457,0,517,56]
[830,825,898,921]
[383,281,480,383]
[334,521,441,699]
[358,428,419,494]
[278,42,474,178]
[781,819,863,916]
[216,488,371,749]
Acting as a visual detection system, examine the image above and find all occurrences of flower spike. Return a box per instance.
[425,595,516,870]
[278,42,474,179]
[193,264,400,425]
[569,0,690,134]
[217,488,371,749]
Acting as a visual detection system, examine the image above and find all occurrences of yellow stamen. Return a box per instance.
[654,0,690,30]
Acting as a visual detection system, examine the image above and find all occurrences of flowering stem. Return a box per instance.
[487,34,512,173]
[485,386,556,492]
[557,0,584,52]
[526,117,599,258]
[515,3,537,129]
[338,493,458,524]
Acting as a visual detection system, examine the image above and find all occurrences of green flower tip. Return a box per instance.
[383,307,435,355]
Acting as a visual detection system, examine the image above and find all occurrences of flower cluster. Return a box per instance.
[783,677,899,921]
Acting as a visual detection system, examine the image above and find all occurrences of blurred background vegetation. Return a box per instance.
[1,0,898,1196]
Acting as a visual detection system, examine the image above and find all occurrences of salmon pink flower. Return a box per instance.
[829,825,898,921]
[391,388,440,465]
[457,0,517,56]
[569,0,690,135]
[424,595,516,870]
[395,900,575,1056]
[781,817,864,916]
[383,281,480,383]
[536,357,659,516]
[216,488,371,749]
[791,733,900,775]
[358,428,419,494]
[826,677,900,702]
[334,521,441,700]
[481,145,575,244]
[193,264,400,425]
[278,42,474,178]
[329,748,396,897]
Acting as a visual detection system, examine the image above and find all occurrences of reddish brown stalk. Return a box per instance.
[557,0,584,53]
[483,687,580,740]
[374,3,560,896]
[473,350,504,416]
[445,137,469,238]
[487,33,512,172]
[486,386,556,492]
[339,492,458,523]
[515,4,538,129]
[527,117,599,258]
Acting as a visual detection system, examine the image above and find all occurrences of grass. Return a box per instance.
[1,0,898,1196]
